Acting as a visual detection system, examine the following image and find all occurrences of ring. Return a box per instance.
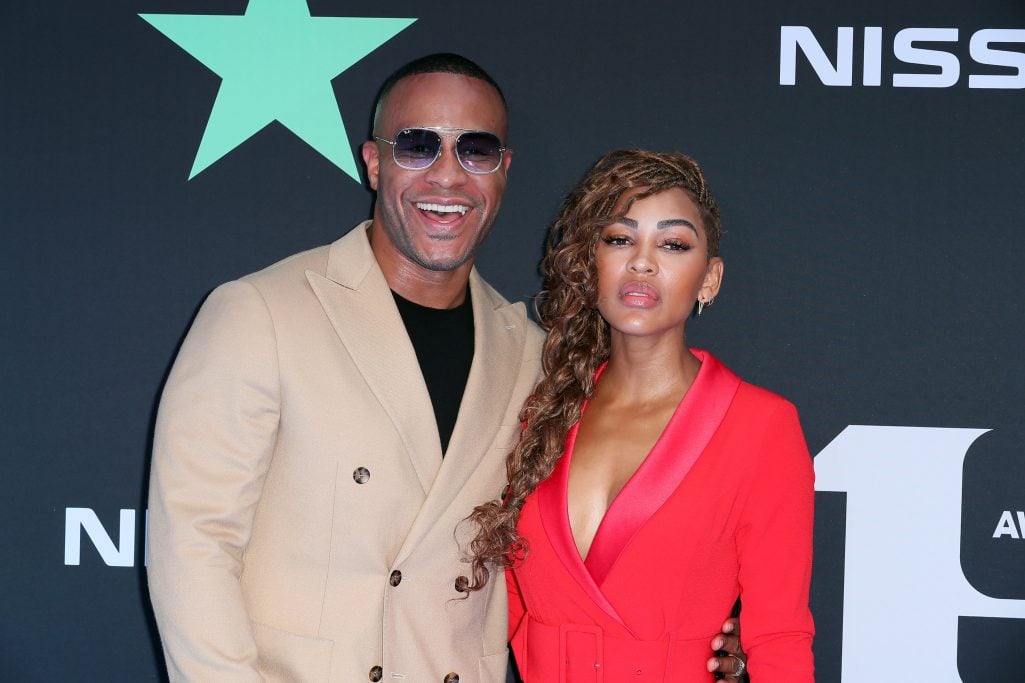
[725,654,746,678]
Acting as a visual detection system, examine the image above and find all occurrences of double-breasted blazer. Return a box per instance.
[148,222,544,682]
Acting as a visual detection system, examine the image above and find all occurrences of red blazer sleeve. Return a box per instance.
[735,399,816,681]
[507,566,529,665]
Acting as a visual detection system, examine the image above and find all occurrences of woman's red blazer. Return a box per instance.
[508,350,815,682]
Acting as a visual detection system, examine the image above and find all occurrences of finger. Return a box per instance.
[717,634,742,655]
[711,654,742,675]
[722,617,740,635]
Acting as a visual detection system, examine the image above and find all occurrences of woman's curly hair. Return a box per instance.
[464,149,721,591]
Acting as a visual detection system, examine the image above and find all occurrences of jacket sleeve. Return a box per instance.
[735,399,816,681]
[147,280,281,682]
[507,565,529,677]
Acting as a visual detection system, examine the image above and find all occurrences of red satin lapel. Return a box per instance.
[537,415,634,633]
[583,350,741,586]
[535,352,740,630]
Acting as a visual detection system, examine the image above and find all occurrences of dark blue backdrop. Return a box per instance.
[3,1,1023,680]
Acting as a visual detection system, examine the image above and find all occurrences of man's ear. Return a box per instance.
[362,140,380,190]
[501,146,513,174]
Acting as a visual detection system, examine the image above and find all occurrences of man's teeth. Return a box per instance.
[416,202,468,216]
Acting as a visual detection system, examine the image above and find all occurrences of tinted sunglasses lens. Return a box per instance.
[392,129,441,169]
[456,132,503,173]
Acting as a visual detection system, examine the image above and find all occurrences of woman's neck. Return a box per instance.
[597,334,701,405]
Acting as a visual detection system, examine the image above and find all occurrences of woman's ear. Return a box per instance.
[700,257,724,302]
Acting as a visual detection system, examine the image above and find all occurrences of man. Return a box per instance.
[148,53,746,682]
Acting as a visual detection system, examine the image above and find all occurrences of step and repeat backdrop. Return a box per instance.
[3,1,1023,680]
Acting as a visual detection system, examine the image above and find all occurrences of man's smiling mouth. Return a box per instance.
[416,202,469,217]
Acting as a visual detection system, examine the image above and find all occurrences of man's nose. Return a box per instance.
[423,141,468,187]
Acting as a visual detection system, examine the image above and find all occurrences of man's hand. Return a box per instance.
[706,617,748,680]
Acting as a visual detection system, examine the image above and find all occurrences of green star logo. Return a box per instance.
[140,0,415,181]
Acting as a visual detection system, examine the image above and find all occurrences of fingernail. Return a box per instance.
[713,637,723,649]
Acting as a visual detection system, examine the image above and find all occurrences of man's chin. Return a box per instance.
[412,252,473,273]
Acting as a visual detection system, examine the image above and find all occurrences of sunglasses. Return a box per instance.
[374,127,507,175]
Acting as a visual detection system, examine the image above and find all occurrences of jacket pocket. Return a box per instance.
[477,649,510,683]
[251,620,333,682]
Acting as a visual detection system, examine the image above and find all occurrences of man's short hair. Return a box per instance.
[372,53,507,132]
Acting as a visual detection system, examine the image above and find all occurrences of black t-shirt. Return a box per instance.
[391,290,475,455]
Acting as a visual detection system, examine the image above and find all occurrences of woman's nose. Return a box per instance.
[628,249,656,274]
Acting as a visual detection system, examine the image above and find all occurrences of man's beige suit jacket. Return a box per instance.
[148,222,544,682]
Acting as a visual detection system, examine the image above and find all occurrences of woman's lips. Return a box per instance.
[619,281,659,307]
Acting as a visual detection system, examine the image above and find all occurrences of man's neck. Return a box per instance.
[367,225,472,309]
[389,269,471,309]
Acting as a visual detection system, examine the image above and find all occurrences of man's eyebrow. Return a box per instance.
[611,216,697,234]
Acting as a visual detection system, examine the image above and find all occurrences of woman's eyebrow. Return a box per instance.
[611,216,697,234]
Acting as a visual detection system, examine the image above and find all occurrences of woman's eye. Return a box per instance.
[601,235,631,246]
[661,240,692,251]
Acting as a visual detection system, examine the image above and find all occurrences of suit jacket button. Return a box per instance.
[443,674,460,683]
[389,569,402,586]
[353,467,370,484]
[368,665,383,681]
[454,575,469,593]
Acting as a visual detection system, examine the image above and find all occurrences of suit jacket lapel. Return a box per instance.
[393,270,528,566]
[537,422,635,634]
[536,351,741,631]
[584,350,741,586]
[306,222,443,495]
[446,269,525,476]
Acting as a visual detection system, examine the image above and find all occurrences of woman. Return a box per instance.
[468,150,815,681]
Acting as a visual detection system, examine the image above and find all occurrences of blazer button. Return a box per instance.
[353,467,370,484]
[443,674,460,683]
[389,569,402,586]
[368,665,383,681]
[454,575,469,593]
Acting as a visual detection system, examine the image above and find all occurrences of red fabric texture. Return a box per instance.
[508,351,815,682]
